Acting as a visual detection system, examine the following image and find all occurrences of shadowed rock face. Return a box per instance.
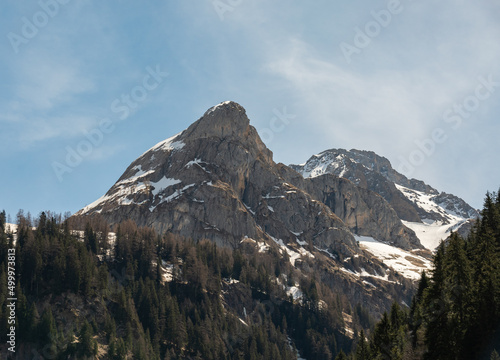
[74,102,353,254]
[290,148,479,226]
[74,101,422,254]
[72,101,435,318]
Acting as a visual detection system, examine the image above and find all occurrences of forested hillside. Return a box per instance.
[0,211,365,359]
[2,189,499,359]
[349,191,500,360]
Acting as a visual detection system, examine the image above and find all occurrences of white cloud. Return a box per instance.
[1,42,99,148]
[260,0,499,157]
[17,115,98,147]
[266,40,445,150]
[14,50,94,111]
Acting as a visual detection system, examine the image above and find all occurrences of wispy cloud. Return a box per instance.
[266,40,447,151]
[17,115,97,146]
[259,0,500,159]
[0,39,99,147]
[14,53,94,110]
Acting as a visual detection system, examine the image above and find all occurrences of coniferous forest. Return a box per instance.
[349,191,500,360]
[0,211,356,359]
[1,190,499,359]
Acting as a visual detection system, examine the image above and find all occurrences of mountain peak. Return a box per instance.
[291,147,479,249]
[182,101,250,141]
[203,100,244,117]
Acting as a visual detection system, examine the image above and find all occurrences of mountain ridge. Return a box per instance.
[72,100,480,292]
[75,101,421,252]
[290,148,478,250]
[73,100,434,319]
[66,99,490,325]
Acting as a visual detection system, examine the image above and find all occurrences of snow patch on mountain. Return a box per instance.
[269,235,314,267]
[117,166,155,186]
[240,236,270,253]
[395,184,470,251]
[79,176,184,214]
[141,132,185,157]
[79,194,112,214]
[356,235,432,280]
[395,185,458,222]
[401,220,467,251]
[286,284,303,301]
[150,177,182,196]
[300,153,350,178]
[205,100,233,116]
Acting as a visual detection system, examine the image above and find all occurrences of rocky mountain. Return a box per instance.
[74,101,420,253]
[74,101,437,316]
[72,101,483,315]
[290,148,479,250]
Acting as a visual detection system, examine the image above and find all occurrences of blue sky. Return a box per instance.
[1,0,499,220]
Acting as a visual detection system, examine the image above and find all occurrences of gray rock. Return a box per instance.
[291,148,479,227]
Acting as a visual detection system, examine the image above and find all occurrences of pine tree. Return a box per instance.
[84,222,98,254]
[470,227,499,330]
[410,271,429,347]
[424,242,451,359]
[371,311,392,359]
[0,210,5,231]
[78,319,98,358]
[491,350,500,360]
[444,233,472,336]
[482,193,500,244]
[37,308,57,347]
[355,330,370,360]
[335,349,348,360]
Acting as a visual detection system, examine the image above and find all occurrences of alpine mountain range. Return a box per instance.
[72,100,479,315]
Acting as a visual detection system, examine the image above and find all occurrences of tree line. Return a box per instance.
[347,190,500,360]
[0,208,365,359]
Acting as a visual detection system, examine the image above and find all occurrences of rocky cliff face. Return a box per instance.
[75,102,359,255]
[305,175,421,250]
[291,148,479,250]
[72,101,445,318]
[76,101,424,252]
[77,102,421,256]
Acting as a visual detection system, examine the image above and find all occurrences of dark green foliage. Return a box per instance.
[0,210,357,359]
[335,349,348,360]
[37,308,57,346]
[369,304,408,360]
[77,320,98,358]
[84,222,98,254]
[351,190,500,360]
[355,330,370,360]
[354,303,375,330]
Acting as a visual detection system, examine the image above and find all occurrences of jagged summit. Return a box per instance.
[72,100,442,320]
[295,148,435,194]
[186,101,251,141]
[291,148,479,250]
[203,100,246,118]
[75,101,421,253]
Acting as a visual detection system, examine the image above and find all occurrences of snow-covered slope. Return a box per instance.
[356,235,432,280]
[396,184,471,250]
[292,149,478,252]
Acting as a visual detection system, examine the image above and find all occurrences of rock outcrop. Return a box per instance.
[290,148,479,251]
[75,102,355,255]
[291,149,478,227]
[75,101,426,255]
[73,101,450,318]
